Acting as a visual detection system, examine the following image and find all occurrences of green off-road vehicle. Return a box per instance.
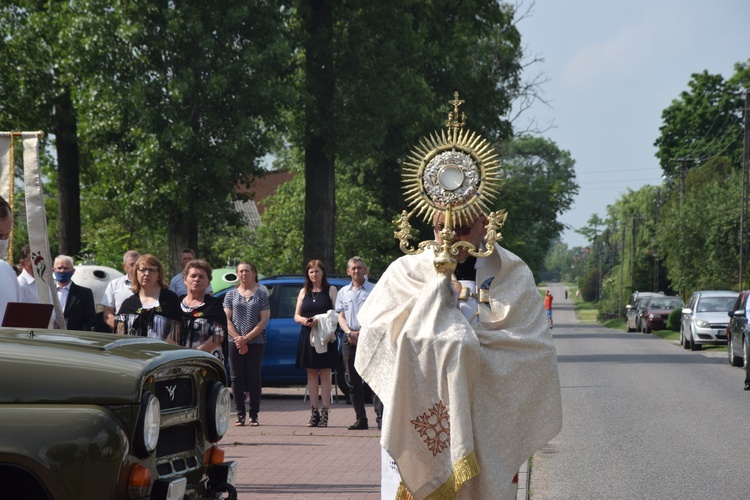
[0,327,237,499]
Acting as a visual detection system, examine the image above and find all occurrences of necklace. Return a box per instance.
[311,291,321,302]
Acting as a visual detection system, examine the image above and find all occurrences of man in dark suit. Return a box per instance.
[53,255,96,331]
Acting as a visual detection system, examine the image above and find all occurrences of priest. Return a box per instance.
[355,211,562,500]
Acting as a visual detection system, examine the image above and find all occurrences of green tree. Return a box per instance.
[244,164,396,277]
[0,3,84,255]
[656,158,740,295]
[68,0,293,274]
[654,69,745,180]
[495,135,578,276]
[294,0,526,270]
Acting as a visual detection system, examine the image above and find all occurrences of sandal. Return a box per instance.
[234,416,245,427]
[319,407,329,428]
[307,407,320,427]
[249,416,259,426]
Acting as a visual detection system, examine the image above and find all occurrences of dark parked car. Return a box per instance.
[0,327,236,500]
[639,296,684,333]
[727,290,750,367]
[680,290,738,351]
[626,292,664,332]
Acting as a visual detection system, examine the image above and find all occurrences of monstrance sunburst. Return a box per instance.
[393,92,508,275]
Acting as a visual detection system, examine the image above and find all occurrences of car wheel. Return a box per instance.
[681,327,690,349]
[690,328,702,351]
[729,335,743,367]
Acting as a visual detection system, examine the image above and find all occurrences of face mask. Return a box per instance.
[54,270,74,283]
[0,239,8,261]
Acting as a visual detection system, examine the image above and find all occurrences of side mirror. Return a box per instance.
[681,308,691,314]
[728,310,735,318]
[734,310,746,318]
[625,305,632,310]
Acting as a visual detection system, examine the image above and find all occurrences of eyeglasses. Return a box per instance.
[138,267,159,274]
[433,219,478,236]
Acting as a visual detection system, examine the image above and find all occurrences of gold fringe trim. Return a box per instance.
[394,451,480,500]
[395,482,414,500]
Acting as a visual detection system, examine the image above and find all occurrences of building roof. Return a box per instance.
[234,169,294,228]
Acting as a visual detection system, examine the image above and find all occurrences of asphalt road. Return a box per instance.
[531,283,750,499]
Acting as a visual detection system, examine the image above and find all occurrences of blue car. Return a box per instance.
[215,274,351,386]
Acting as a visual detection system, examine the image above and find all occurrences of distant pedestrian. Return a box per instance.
[544,290,553,329]
[575,290,580,300]
[565,288,568,300]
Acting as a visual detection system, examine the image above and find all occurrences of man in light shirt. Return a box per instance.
[17,245,37,303]
[101,250,140,331]
[170,248,212,296]
[335,256,381,430]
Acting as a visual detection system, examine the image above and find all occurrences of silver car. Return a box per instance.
[680,291,738,351]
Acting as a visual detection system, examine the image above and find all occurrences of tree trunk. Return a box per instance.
[301,0,336,273]
[168,214,198,277]
[54,88,81,257]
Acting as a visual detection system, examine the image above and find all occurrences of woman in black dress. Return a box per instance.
[294,259,338,427]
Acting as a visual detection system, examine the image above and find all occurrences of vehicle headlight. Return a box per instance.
[648,314,655,320]
[134,391,160,457]
[206,381,231,442]
[695,319,710,328]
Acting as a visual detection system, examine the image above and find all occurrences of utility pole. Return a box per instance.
[740,89,750,290]
[671,157,692,298]
[654,187,661,292]
[672,158,692,205]
[621,223,625,316]
[631,213,636,291]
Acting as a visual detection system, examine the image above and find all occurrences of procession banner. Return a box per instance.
[22,132,65,328]
[0,135,10,203]
[0,134,13,262]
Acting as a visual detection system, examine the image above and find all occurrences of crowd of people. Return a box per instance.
[1,191,567,497]
[0,195,377,430]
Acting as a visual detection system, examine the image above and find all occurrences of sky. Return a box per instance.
[516,0,750,248]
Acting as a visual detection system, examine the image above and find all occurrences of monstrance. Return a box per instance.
[393,92,508,276]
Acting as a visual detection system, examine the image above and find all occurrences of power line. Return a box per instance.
[578,178,664,185]
[696,127,744,162]
[683,108,736,159]
[576,167,661,175]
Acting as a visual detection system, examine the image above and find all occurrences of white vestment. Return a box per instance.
[0,260,20,323]
[355,244,562,500]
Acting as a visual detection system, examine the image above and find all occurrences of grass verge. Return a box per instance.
[574,300,598,323]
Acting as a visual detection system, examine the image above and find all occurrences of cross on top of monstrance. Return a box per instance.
[393,92,508,276]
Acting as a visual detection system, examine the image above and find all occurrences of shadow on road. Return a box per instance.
[553,332,647,340]
[557,353,726,365]
[554,323,611,331]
